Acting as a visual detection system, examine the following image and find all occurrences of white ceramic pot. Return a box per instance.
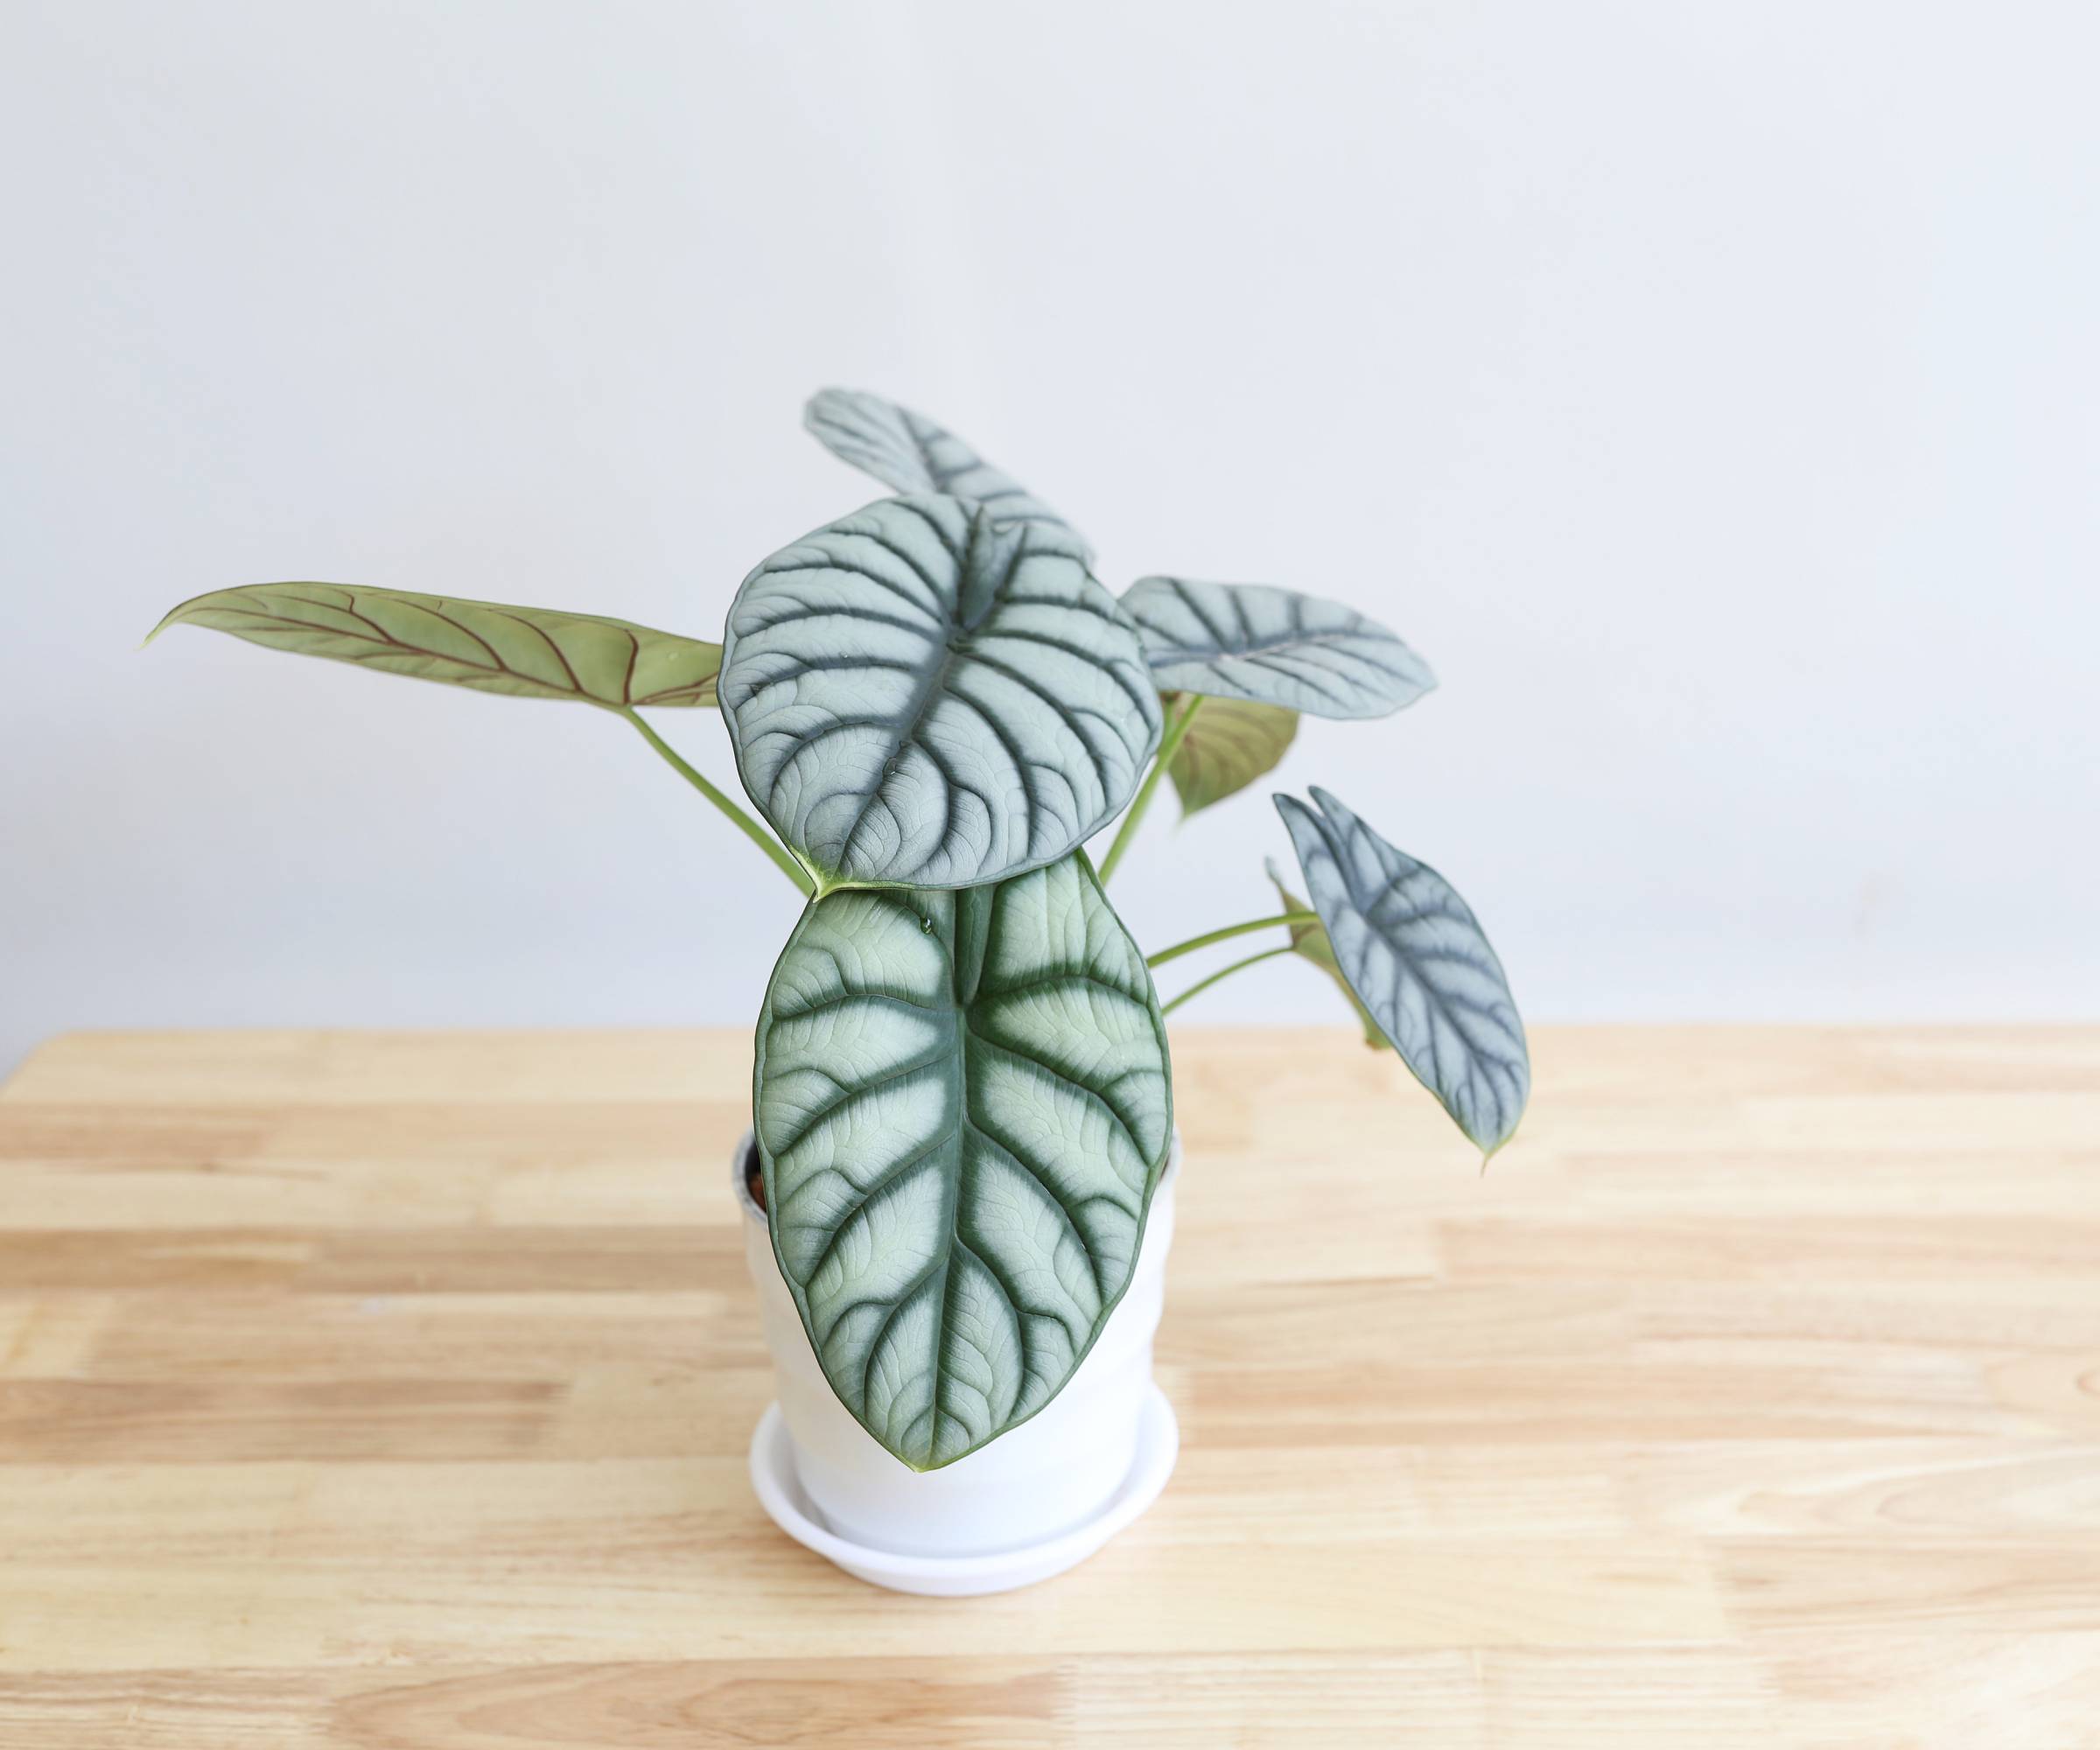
[734,1130,1180,1575]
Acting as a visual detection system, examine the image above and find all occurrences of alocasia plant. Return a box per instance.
[153,388,1529,1468]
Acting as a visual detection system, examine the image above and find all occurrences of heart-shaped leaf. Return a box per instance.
[1168,692,1298,817]
[754,851,1172,1470]
[1275,788,1529,1155]
[804,388,1084,550]
[720,494,1160,892]
[1124,578,1434,719]
[150,584,722,708]
[1264,855,1383,1049]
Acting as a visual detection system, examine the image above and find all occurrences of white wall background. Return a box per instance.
[4,0,2095,1074]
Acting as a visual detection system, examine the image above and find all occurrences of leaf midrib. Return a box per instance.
[182,591,716,708]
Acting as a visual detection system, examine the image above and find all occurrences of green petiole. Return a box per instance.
[622,709,815,897]
[1097,693,1205,885]
[1146,910,1318,969]
[1161,943,1294,1017]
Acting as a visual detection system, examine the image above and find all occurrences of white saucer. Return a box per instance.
[747,1385,1180,1596]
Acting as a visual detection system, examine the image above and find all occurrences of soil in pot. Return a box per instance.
[741,1136,766,1214]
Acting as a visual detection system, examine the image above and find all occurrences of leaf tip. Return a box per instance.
[1475,1117,1523,1169]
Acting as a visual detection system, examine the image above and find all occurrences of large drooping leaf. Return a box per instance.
[804,388,1084,550]
[1167,692,1298,817]
[754,851,1172,1470]
[1264,856,1383,1049]
[719,494,1161,892]
[1123,578,1434,719]
[150,584,722,708]
[1275,788,1529,1155]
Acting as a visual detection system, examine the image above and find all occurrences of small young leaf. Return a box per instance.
[1264,856,1384,1049]
[1275,788,1529,1155]
[1124,578,1433,719]
[720,494,1159,892]
[1168,692,1298,817]
[804,388,1085,552]
[150,584,721,708]
[755,851,1172,1470]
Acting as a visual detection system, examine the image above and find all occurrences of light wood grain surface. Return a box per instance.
[1,1026,2096,1746]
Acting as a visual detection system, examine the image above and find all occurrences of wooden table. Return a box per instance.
[1,1026,2095,1746]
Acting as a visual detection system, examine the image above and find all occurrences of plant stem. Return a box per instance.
[621,710,815,897]
[1096,693,1204,885]
[1146,910,1318,969]
[1161,944,1293,1017]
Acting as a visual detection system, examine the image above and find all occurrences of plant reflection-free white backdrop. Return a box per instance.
[4,2,2094,1074]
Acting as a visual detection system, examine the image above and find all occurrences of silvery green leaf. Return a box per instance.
[1168,692,1298,817]
[1264,855,1383,1050]
[149,584,722,708]
[1124,578,1434,719]
[754,851,1172,1470]
[804,388,1084,551]
[720,494,1160,892]
[1275,788,1529,1154]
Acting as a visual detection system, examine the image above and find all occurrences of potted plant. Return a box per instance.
[151,388,1530,1593]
